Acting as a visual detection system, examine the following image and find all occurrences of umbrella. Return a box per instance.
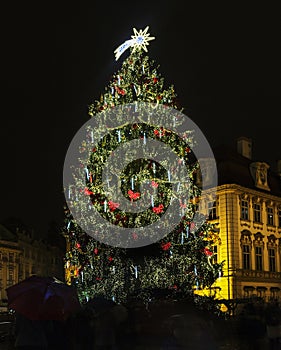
[6,275,81,320]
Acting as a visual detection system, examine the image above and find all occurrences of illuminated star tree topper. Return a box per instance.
[114,26,155,61]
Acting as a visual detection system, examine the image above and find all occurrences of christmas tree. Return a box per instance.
[63,26,223,304]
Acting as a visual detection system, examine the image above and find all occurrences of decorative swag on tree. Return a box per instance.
[63,27,223,304]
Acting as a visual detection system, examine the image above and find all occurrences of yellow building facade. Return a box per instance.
[197,137,281,303]
[0,225,21,304]
[0,223,65,306]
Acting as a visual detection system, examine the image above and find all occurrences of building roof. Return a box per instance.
[0,224,17,242]
[213,143,281,197]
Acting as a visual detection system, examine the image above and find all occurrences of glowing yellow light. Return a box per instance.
[130,26,155,52]
[114,26,155,60]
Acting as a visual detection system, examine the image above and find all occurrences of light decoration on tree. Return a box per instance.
[63,26,224,304]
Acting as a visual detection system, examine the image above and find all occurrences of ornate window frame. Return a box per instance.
[256,286,267,298]
[277,205,281,229]
[253,232,264,271]
[252,196,263,224]
[243,285,255,298]
[270,287,280,301]
[267,234,277,272]
[240,230,252,270]
[250,162,270,191]
[266,205,275,226]
[239,194,250,221]
[207,198,218,220]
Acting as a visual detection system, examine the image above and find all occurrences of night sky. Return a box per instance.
[1,3,280,237]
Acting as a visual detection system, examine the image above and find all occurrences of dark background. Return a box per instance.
[1,3,280,237]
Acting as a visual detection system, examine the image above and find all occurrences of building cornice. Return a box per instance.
[204,184,281,203]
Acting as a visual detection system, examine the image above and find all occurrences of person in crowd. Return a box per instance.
[235,303,268,350]
[265,302,281,350]
[14,312,48,350]
[64,306,96,350]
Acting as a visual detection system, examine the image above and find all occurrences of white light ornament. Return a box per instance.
[114,26,155,61]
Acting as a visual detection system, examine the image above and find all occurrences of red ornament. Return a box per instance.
[153,127,165,137]
[151,181,158,188]
[115,86,126,95]
[161,242,171,251]
[128,190,140,201]
[204,247,213,256]
[108,201,120,211]
[94,248,98,255]
[76,243,81,249]
[153,204,164,214]
[108,256,113,262]
[153,77,158,83]
[84,187,93,196]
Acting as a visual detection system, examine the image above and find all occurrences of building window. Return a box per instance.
[267,207,274,226]
[212,246,218,264]
[253,203,262,223]
[270,287,280,301]
[241,200,249,220]
[278,209,281,228]
[7,264,14,287]
[256,287,266,299]
[242,245,251,269]
[255,246,263,271]
[208,200,217,220]
[243,286,254,298]
[268,248,276,272]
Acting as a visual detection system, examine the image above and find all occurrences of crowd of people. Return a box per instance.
[10,298,128,350]
[3,297,281,349]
